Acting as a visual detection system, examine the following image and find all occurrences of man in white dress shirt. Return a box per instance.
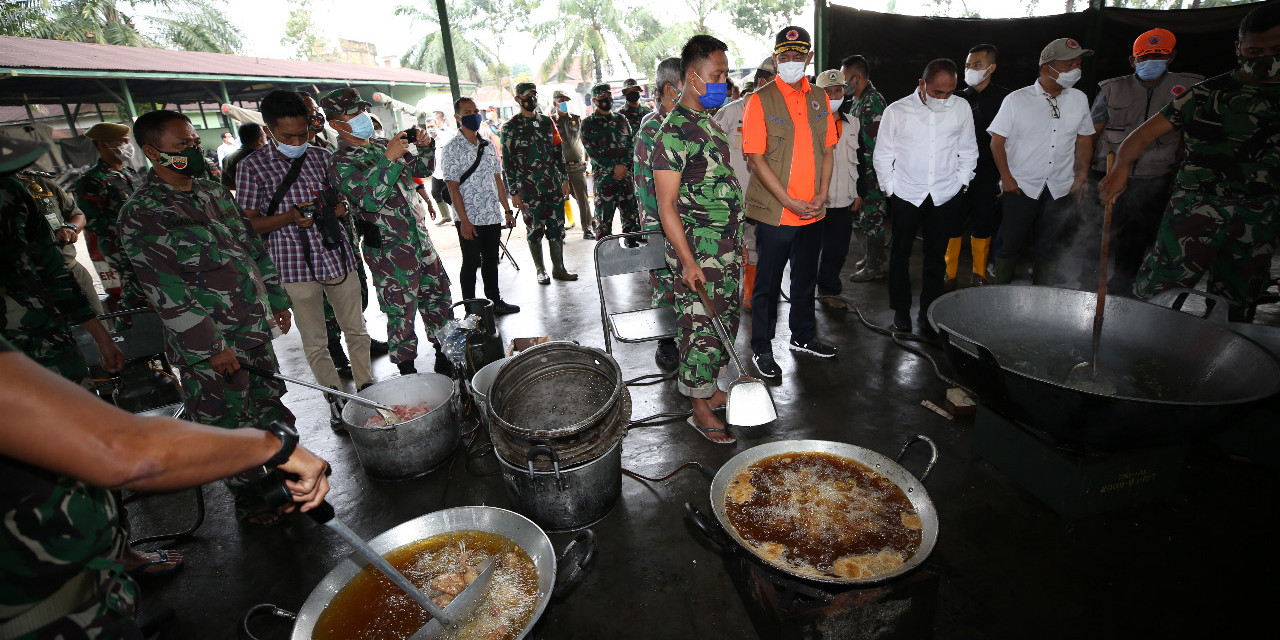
[873,59,977,333]
[988,37,1096,285]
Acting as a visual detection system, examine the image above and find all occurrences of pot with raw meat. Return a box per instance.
[341,373,460,481]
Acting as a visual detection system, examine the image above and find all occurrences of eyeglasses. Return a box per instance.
[1045,95,1060,119]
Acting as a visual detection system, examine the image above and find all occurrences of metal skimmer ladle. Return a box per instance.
[240,363,401,425]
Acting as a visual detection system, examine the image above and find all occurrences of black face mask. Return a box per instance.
[597,98,613,111]
[518,96,537,112]
[625,93,639,104]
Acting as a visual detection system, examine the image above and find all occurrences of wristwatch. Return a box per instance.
[57,223,77,234]
[263,420,299,468]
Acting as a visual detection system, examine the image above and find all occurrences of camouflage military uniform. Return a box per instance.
[0,177,96,382]
[118,170,294,434]
[501,112,568,243]
[73,160,145,312]
[851,83,888,239]
[581,110,640,238]
[1135,71,1280,321]
[651,103,744,398]
[620,103,652,150]
[331,137,452,364]
[0,359,139,638]
[16,171,102,315]
[633,105,676,308]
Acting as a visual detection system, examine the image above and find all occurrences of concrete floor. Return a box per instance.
[129,222,1278,639]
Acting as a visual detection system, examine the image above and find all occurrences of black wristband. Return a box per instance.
[264,420,299,468]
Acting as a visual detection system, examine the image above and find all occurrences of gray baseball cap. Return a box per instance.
[1039,37,1094,65]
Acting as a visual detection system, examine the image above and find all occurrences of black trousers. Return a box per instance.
[816,205,854,296]
[948,169,1001,239]
[993,189,1074,262]
[1079,171,1175,295]
[751,219,824,354]
[889,194,959,319]
[456,222,502,301]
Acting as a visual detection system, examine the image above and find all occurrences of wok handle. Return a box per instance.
[896,434,940,483]
[936,322,999,367]
[1149,288,1230,326]
[552,529,596,600]
[684,502,734,553]
[237,604,296,640]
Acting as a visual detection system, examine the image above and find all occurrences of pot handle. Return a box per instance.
[936,322,1000,368]
[526,445,565,490]
[1149,289,1230,326]
[237,604,296,640]
[896,434,939,483]
[684,502,734,553]
[552,529,596,600]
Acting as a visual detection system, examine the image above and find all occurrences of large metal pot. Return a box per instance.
[690,437,940,587]
[340,373,460,481]
[469,356,510,429]
[928,286,1280,449]
[499,440,623,532]
[247,506,594,640]
[487,341,625,449]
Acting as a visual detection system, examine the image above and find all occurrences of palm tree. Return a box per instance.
[396,1,495,84]
[532,0,643,84]
[1,0,242,53]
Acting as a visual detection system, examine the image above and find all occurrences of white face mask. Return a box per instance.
[777,60,807,84]
[921,91,950,112]
[1054,67,1082,89]
[828,97,844,112]
[110,144,135,161]
[964,68,989,87]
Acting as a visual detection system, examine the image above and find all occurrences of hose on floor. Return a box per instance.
[622,461,714,483]
[846,299,973,394]
[626,410,693,429]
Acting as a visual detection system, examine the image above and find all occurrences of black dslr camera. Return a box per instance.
[298,187,346,250]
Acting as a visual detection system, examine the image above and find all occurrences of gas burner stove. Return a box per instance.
[686,504,938,640]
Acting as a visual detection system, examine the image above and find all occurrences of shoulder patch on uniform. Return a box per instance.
[1171,85,1187,98]
[810,100,820,112]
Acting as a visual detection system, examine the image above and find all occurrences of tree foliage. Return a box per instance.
[1,0,242,53]
[281,0,327,60]
[728,0,806,38]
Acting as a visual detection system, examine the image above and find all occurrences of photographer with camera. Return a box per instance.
[236,90,373,433]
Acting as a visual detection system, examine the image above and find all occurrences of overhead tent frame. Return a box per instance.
[821,3,1261,103]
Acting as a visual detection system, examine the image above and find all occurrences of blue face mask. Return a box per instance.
[557,102,569,113]
[460,113,484,132]
[694,72,727,110]
[344,111,374,139]
[1134,59,1168,81]
[276,139,309,159]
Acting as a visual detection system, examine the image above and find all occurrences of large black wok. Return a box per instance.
[928,286,1280,449]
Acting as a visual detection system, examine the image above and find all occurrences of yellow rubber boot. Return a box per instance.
[743,264,756,310]
[944,237,963,280]
[970,237,992,283]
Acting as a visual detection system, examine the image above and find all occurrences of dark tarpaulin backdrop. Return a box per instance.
[824,2,1268,104]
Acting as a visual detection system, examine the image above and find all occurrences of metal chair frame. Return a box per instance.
[594,231,678,383]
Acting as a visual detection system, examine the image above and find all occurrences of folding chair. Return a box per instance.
[595,230,677,384]
[73,308,204,545]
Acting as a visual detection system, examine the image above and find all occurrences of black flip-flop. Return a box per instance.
[126,549,185,578]
[687,416,736,445]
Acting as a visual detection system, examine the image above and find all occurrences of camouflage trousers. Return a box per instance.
[1135,190,1279,322]
[666,226,742,398]
[366,241,453,365]
[854,192,888,240]
[522,194,567,243]
[177,341,294,503]
[18,560,141,640]
[2,320,87,382]
[645,215,675,309]
[593,171,640,238]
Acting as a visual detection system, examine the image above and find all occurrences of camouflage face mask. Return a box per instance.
[1239,52,1280,81]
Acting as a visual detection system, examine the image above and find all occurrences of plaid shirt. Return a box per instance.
[234,144,355,283]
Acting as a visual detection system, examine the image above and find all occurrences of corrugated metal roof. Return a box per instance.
[0,36,470,86]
